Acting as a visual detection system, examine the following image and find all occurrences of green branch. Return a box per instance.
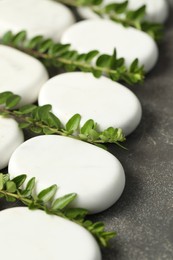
[1,31,144,85]
[0,173,116,247]
[56,0,163,41]
[0,91,126,149]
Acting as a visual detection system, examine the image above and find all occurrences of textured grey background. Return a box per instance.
[0,7,173,260]
[99,10,173,260]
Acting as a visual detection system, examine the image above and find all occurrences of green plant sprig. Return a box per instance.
[0,91,126,149]
[0,173,116,247]
[1,31,144,85]
[56,0,163,41]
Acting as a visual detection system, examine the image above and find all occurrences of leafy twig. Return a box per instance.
[0,173,116,247]
[0,91,126,149]
[56,0,163,41]
[1,30,144,85]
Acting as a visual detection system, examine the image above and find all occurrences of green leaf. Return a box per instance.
[18,122,31,129]
[0,91,13,105]
[0,174,4,190]
[127,5,146,21]
[85,50,99,62]
[26,35,44,49]
[6,94,21,109]
[88,129,100,141]
[96,54,112,68]
[1,31,13,44]
[25,177,35,191]
[130,58,139,73]
[38,105,52,122]
[39,39,54,53]
[81,119,95,135]
[30,125,42,134]
[12,31,27,46]
[105,1,128,14]
[92,68,102,78]
[66,114,81,133]
[64,208,88,220]
[51,193,77,211]
[46,112,61,128]
[19,104,37,114]
[5,195,16,202]
[12,174,27,188]
[42,127,57,135]
[6,181,17,193]
[38,185,57,203]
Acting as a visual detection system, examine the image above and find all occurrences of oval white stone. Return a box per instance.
[0,0,75,41]
[0,45,48,105]
[9,135,125,213]
[38,72,142,136]
[78,0,169,24]
[0,207,102,260]
[0,116,24,170]
[61,20,158,72]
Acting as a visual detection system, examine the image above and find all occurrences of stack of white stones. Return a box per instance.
[0,0,169,259]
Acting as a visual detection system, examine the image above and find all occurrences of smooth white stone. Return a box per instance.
[0,45,48,105]
[78,0,169,23]
[38,72,142,136]
[0,0,75,41]
[61,20,158,72]
[0,116,24,170]
[9,135,125,213]
[0,207,102,260]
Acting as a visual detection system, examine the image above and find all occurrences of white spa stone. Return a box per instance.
[38,72,142,136]
[61,20,158,72]
[0,207,102,260]
[0,45,48,105]
[9,135,125,213]
[0,117,24,170]
[0,0,75,41]
[78,0,169,24]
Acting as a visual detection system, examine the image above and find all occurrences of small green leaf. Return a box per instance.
[6,94,21,109]
[18,122,31,129]
[0,174,4,190]
[12,31,27,46]
[130,58,139,73]
[25,177,35,191]
[19,104,37,114]
[26,35,44,49]
[39,39,54,53]
[38,105,52,122]
[46,112,61,128]
[1,31,13,44]
[127,5,146,21]
[81,119,95,135]
[51,193,77,211]
[96,54,112,68]
[66,114,81,133]
[38,185,57,203]
[6,181,17,193]
[92,68,102,78]
[105,1,128,14]
[12,174,27,188]
[42,127,57,135]
[0,91,13,105]
[88,129,100,141]
[85,50,99,62]
[5,195,16,202]
[64,208,88,220]
[30,125,42,134]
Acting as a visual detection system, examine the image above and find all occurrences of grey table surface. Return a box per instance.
[1,8,173,260]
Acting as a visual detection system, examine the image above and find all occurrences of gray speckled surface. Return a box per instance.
[1,7,173,260]
[98,10,173,260]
